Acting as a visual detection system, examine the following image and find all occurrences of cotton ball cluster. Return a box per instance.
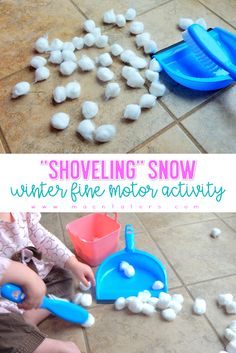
[73,292,92,307]
[142,303,156,316]
[217,293,235,315]
[130,21,144,35]
[149,58,162,72]
[65,81,81,99]
[84,33,96,47]
[82,101,98,119]
[168,300,182,314]
[62,50,77,62]
[48,51,63,64]
[223,321,236,353]
[97,53,113,67]
[116,14,126,28]
[149,82,166,97]
[172,294,184,304]
[79,281,92,291]
[123,104,141,121]
[73,292,83,304]
[11,82,30,99]
[225,328,236,342]
[35,67,50,82]
[83,19,96,33]
[144,40,158,54]
[77,120,95,142]
[129,56,147,69]
[122,66,137,79]
[135,33,150,48]
[63,42,75,51]
[95,35,109,48]
[137,290,151,303]
[60,61,77,76]
[227,340,236,353]
[152,281,164,290]
[139,94,156,109]
[125,8,136,21]
[35,35,49,53]
[178,18,194,30]
[103,9,116,24]
[192,298,206,315]
[105,82,120,100]
[53,86,66,103]
[227,303,236,315]
[110,43,123,57]
[210,227,221,238]
[156,292,172,310]
[128,298,143,314]
[50,38,64,51]
[145,70,159,83]
[51,112,70,130]
[147,297,159,307]
[96,67,114,82]
[127,71,145,88]
[30,56,47,69]
[119,261,135,278]
[78,55,95,71]
[120,50,136,64]
[72,37,84,50]
[161,308,176,321]
[95,125,116,143]
[114,297,126,310]
[92,27,102,39]
[82,313,95,328]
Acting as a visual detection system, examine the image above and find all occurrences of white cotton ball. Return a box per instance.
[65,81,81,99]
[210,228,221,238]
[120,50,136,64]
[110,43,123,56]
[138,290,151,303]
[217,294,234,306]
[73,292,83,304]
[128,298,143,314]
[59,61,77,75]
[72,37,84,50]
[172,294,184,304]
[48,50,63,64]
[35,66,50,82]
[152,281,164,290]
[80,293,92,307]
[84,33,96,47]
[147,297,159,307]
[97,53,113,67]
[53,86,66,103]
[218,351,228,353]
[130,21,144,35]
[103,9,116,24]
[11,82,30,98]
[149,82,166,97]
[62,50,77,62]
[30,56,47,69]
[225,328,236,342]
[156,292,172,310]
[79,281,92,291]
[123,104,141,121]
[145,69,160,82]
[178,18,194,30]
[116,14,126,28]
[227,302,236,315]
[95,124,116,143]
[114,297,126,310]
[195,18,207,30]
[82,313,95,328]
[227,340,236,353]
[229,321,236,333]
[120,261,130,271]
[63,42,75,51]
[162,308,177,321]
[96,67,114,82]
[91,27,101,39]
[139,94,156,109]
[122,66,137,79]
[149,58,162,72]
[51,112,70,130]
[129,56,147,69]
[78,55,95,71]
[142,303,156,316]
[135,32,151,48]
[168,300,182,314]
[125,8,136,21]
[126,296,137,304]
[144,40,158,54]
[127,72,145,88]
[83,19,96,33]
[124,265,135,278]
[105,82,120,100]
[193,298,206,315]
[82,101,98,119]
[50,38,63,51]
[95,35,109,48]
[77,120,95,142]
[35,36,49,53]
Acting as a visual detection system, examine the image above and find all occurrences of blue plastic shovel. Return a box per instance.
[96,224,168,301]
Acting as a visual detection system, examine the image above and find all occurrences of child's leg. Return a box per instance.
[44,266,75,300]
[23,308,50,326]
[34,338,81,353]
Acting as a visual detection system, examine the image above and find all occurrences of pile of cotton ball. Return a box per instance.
[120,261,135,278]
[220,321,236,353]
[103,8,136,28]
[217,293,236,315]
[178,17,208,30]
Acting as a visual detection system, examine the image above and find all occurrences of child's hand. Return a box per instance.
[65,256,95,287]
[18,272,46,310]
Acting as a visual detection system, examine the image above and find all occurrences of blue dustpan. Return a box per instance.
[152,27,236,90]
[96,224,168,301]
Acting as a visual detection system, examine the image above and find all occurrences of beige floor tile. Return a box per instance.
[40,213,64,242]
[223,217,236,232]
[0,0,86,79]
[216,213,236,219]
[0,139,5,153]
[149,219,236,284]
[182,85,236,153]
[188,275,236,341]
[86,288,222,353]
[39,316,87,353]
[199,0,236,28]
[136,125,200,153]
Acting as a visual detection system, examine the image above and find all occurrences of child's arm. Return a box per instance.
[65,256,95,287]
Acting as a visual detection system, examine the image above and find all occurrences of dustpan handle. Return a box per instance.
[125,224,135,252]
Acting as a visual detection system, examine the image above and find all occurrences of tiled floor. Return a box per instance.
[39,212,236,353]
[0,0,236,153]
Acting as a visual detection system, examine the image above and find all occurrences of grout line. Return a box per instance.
[177,122,208,153]
[136,0,174,18]
[82,329,92,353]
[69,0,88,19]
[186,273,236,287]
[218,218,236,235]
[0,127,11,153]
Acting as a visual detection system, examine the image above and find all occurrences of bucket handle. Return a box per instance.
[125,224,135,252]
[104,213,118,222]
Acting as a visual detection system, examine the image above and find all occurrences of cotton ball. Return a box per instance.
[114,297,126,310]
[11,82,30,98]
[217,294,234,306]
[66,81,81,99]
[105,82,120,100]
[229,321,236,333]
[50,38,63,51]
[35,36,49,53]
[91,27,101,39]
[156,292,172,310]
[129,56,147,69]
[147,297,159,307]
[60,61,77,75]
[123,104,141,121]
[124,265,135,278]
[80,293,92,307]
[110,43,123,56]
[149,82,166,97]
[149,58,162,72]
[128,298,143,314]
[30,56,47,69]
[227,340,236,353]
[139,94,156,109]
[120,261,130,271]
[226,302,236,315]
[84,33,96,47]
[120,50,136,64]
[78,55,95,71]
[135,32,150,48]
[116,14,126,28]
[195,18,207,30]
[83,19,96,33]
[72,37,84,50]
[95,35,109,48]
[125,8,136,21]
[218,351,228,353]
[96,67,114,82]
[79,281,91,291]
[95,124,116,143]
[225,328,236,341]
[162,308,177,321]
[76,120,95,142]
[142,303,156,316]
[63,42,75,51]
[82,313,95,328]
[122,66,137,80]
[126,296,137,304]
[82,101,98,119]
[127,72,145,88]
[62,50,77,62]
[210,228,221,238]
[172,294,184,305]
[130,21,144,35]
[53,86,66,103]
[103,9,116,24]
[144,40,158,54]
[168,300,182,314]
[178,18,194,30]
[73,292,83,304]
[152,281,164,290]
[97,53,113,67]
[35,66,50,82]
[51,112,70,130]
[193,298,206,315]
[138,290,151,303]
[48,50,63,64]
